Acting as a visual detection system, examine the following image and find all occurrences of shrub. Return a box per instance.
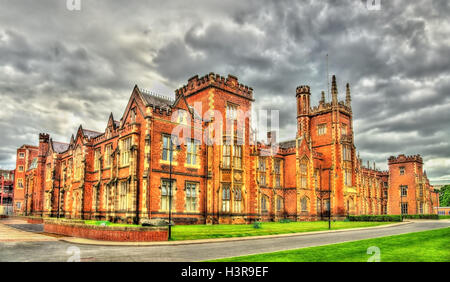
[402,214,439,220]
[253,221,262,229]
[347,215,402,222]
[279,219,292,223]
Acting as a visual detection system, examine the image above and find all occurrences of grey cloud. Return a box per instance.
[0,0,448,185]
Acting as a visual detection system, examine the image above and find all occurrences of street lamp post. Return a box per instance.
[168,137,179,240]
[168,138,173,240]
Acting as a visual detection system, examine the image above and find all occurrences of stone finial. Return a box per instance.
[320,91,325,104]
[346,83,351,108]
[331,75,338,105]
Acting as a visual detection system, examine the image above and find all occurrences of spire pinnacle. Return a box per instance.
[331,75,338,105]
[346,83,351,108]
[320,91,325,104]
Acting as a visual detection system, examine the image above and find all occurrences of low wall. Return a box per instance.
[27,217,44,224]
[43,219,168,241]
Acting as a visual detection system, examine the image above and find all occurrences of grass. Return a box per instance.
[170,221,394,241]
[439,215,450,219]
[83,220,141,227]
[209,227,450,262]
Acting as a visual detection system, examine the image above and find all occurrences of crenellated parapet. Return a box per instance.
[388,154,423,165]
[175,73,254,100]
[296,85,310,96]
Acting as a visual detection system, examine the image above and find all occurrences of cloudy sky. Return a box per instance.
[0,0,449,184]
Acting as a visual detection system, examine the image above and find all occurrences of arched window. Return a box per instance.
[301,197,309,212]
[233,185,242,213]
[261,195,268,212]
[300,159,308,189]
[222,185,231,212]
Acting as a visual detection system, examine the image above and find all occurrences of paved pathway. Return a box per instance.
[0,219,56,243]
[0,219,448,261]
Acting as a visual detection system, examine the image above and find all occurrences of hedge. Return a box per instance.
[402,214,439,220]
[347,215,402,222]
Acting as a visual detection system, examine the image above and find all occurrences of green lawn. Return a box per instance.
[170,221,394,241]
[210,227,450,262]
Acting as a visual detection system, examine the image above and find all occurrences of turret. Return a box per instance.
[296,85,311,137]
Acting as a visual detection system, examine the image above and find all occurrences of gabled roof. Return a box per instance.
[140,91,174,110]
[52,141,69,153]
[82,129,102,139]
[278,140,296,149]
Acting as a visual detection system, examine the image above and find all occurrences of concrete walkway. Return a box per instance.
[0,219,57,243]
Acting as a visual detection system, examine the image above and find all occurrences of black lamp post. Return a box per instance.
[168,137,180,240]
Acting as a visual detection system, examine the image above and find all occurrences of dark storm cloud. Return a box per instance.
[0,0,449,184]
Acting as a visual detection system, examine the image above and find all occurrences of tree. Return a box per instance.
[439,185,450,207]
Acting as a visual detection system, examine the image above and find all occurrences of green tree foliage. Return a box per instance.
[439,185,450,206]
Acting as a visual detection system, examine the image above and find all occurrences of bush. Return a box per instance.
[402,214,439,220]
[347,215,402,222]
[279,219,292,223]
[253,221,262,229]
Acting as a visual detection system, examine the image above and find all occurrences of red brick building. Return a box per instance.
[14,145,39,214]
[0,169,15,215]
[15,73,440,223]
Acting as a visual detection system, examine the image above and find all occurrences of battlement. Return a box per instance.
[388,154,423,165]
[310,101,351,115]
[296,85,310,96]
[175,73,253,100]
[39,133,50,143]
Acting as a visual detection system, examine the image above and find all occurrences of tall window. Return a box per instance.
[46,164,52,181]
[233,185,242,213]
[301,197,308,212]
[259,158,266,172]
[130,108,136,123]
[300,161,308,188]
[185,182,197,211]
[419,184,423,197]
[314,169,319,189]
[94,148,101,171]
[119,181,128,211]
[105,144,112,168]
[419,202,423,214]
[343,145,352,161]
[401,185,408,197]
[18,165,24,172]
[318,124,327,135]
[161,179,175,211]
[261,195,268,212]
[260,174,266,186]
[121,137,132,166]
[222,145,231,168]
[17,178,23,188]
[186,140,198,165]
[275,175,281,188]
[162,135,170,161]
[341,124,348,135]
[19,152,25,158]
[103,185,109,210]
[276,196,283,212]
[233,145,242,169]
[74,148,82,180]
[399,166,405,175]
[344,169,352,186]
[226,103,238,120]
[401,203,408,214]
[222,184,231,212]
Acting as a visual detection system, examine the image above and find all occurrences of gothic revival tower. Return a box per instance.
[296,85,311,138]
